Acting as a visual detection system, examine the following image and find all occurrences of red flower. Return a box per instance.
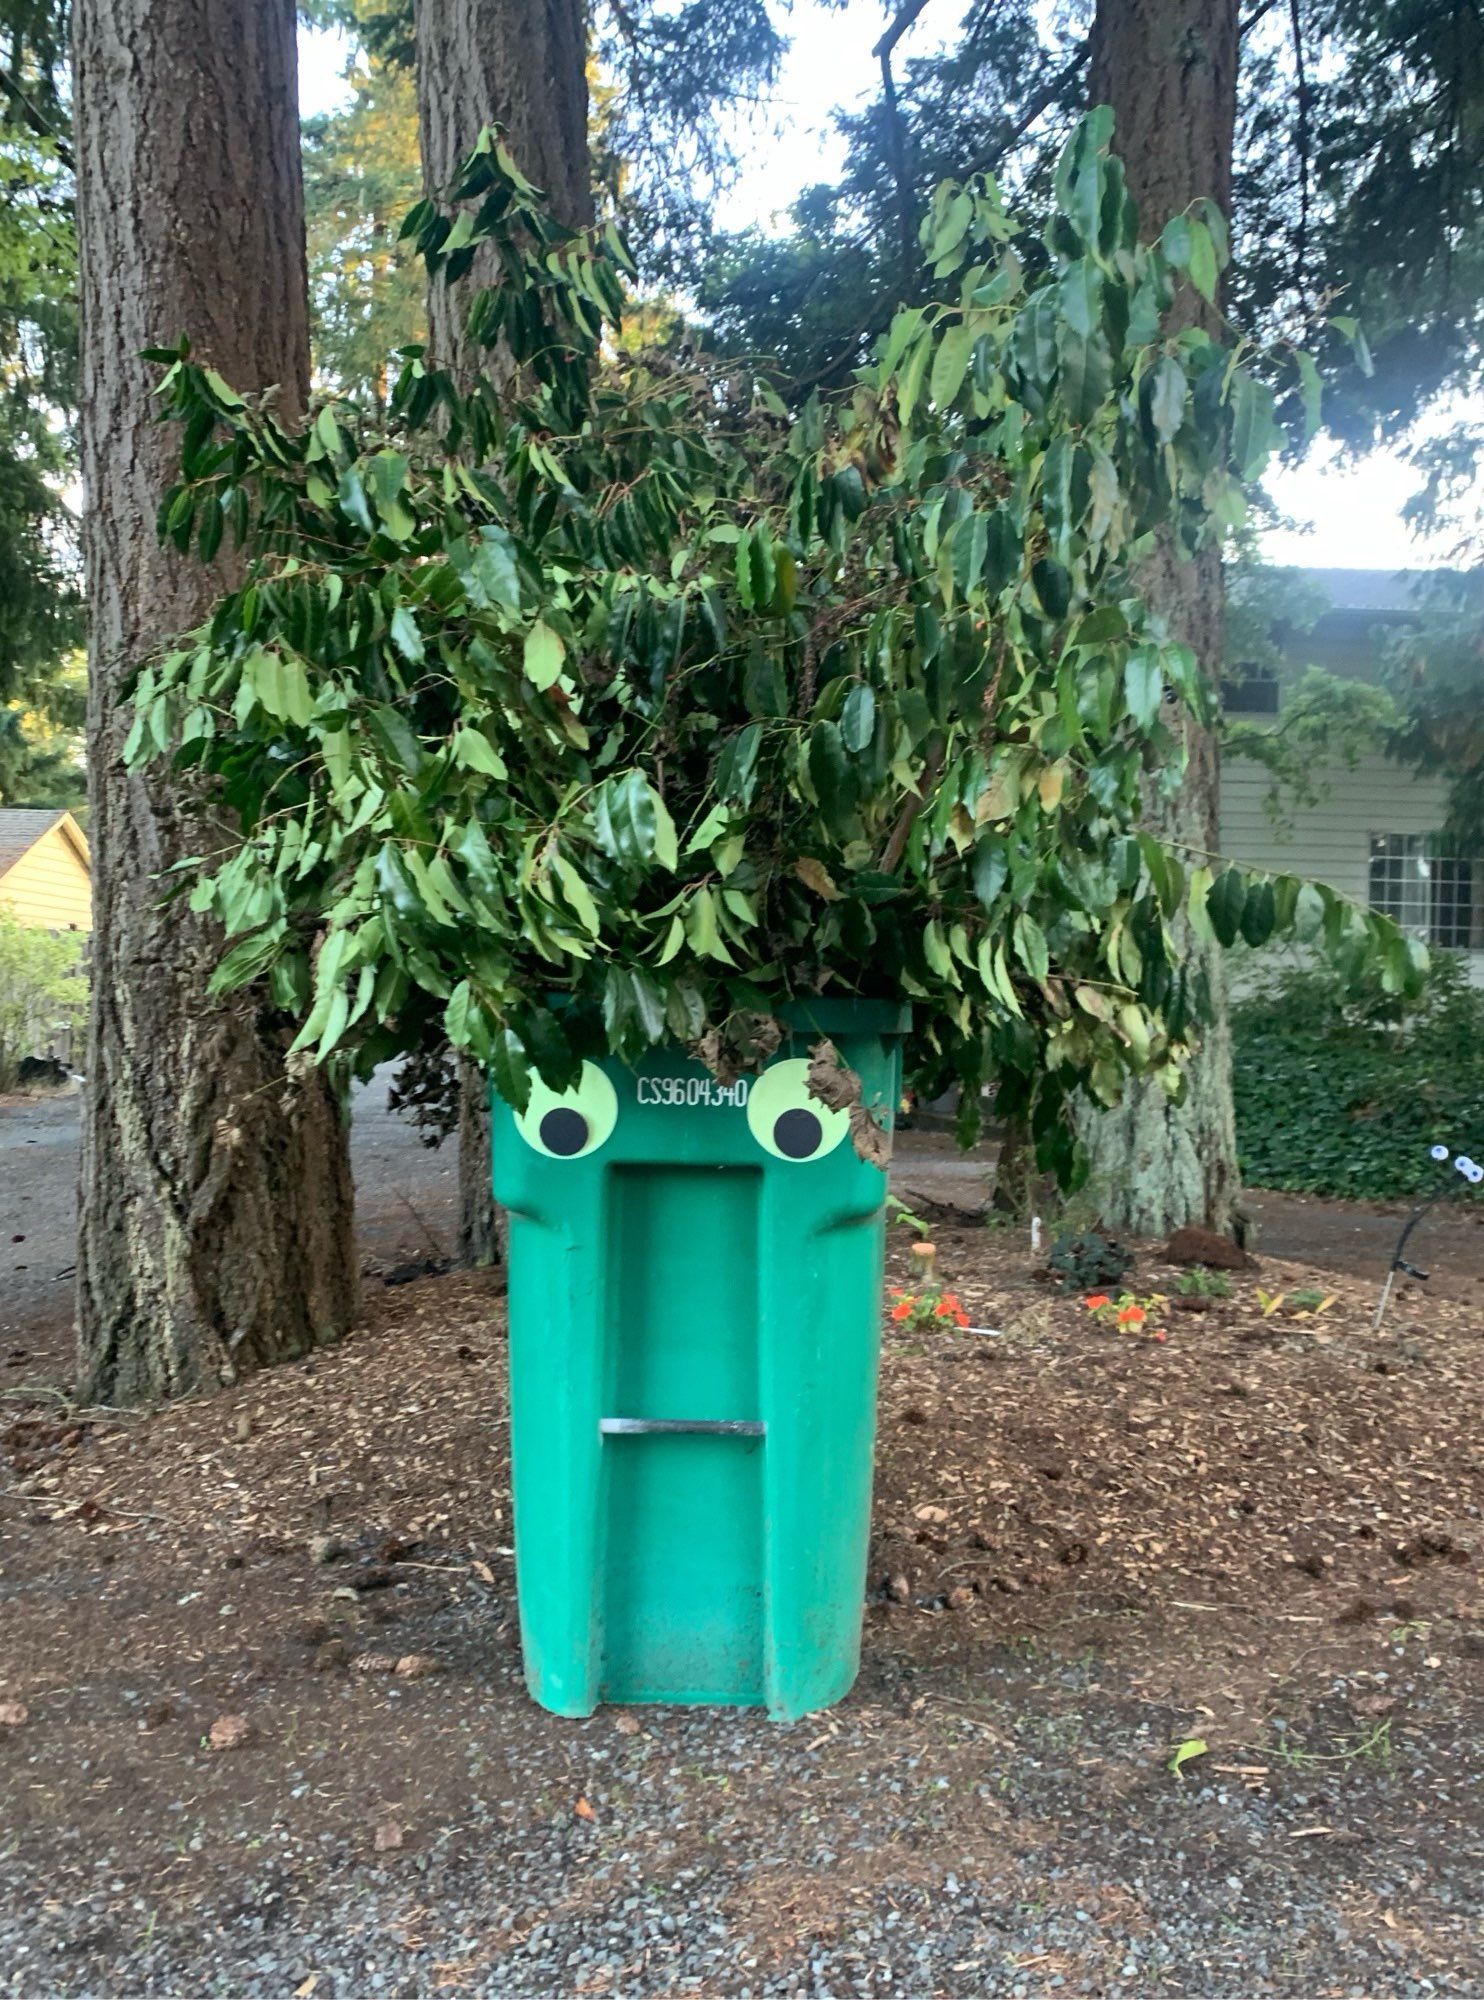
[891,1299,913,1322]
[1117,1305,1146,1326]
[1085,1294,1112,1311]
[954,1310,970,1329]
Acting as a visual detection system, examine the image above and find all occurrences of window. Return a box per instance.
[1224,666,1280,715]
[1368,835,1480,950]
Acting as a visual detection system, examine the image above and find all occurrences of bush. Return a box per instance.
[1048,1228,1132,1292]
[0,911,87,1090]
[1232,952,1484,1197]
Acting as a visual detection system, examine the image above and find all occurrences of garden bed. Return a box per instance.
[1,1224,1481,1996]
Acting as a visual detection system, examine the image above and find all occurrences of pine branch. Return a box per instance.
[0,62,73,170]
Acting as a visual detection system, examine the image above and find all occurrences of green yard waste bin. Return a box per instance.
[490,1000,908,1722]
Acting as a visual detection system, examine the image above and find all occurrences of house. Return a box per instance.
[0,809,92,931]
[1219,568,1483,983]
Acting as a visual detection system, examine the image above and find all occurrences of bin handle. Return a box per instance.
[599,1417,765,1437]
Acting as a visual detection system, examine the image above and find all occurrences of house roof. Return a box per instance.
[0,808,90,881]
[1304,567,1460,615]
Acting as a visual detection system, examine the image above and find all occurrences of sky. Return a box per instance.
[298,7,1476,577]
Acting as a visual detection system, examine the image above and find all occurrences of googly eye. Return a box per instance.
[1468,1163,1484,1186]
[1455,1155,1477,1179]
[1430,1144,1451,1162]
[515,1061,618,1160]
[745,1058,850,1163]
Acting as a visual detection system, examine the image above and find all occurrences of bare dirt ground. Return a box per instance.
[1,1126,1481,1998]
[2,1104,1484,1992]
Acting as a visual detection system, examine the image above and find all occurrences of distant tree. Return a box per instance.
[303,38,425,409]
[0,0,85,803]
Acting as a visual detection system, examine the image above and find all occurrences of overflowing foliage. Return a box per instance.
[0,906,86,1088]
[1233,951,1484,1197]
[125,114,1417,1179]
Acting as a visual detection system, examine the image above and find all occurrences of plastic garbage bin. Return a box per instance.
[490,999,908,1721]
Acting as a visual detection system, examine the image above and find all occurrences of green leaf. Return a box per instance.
[971,840,1008,909]
[1160,215,1192,269]
[952,512,990,599]
[1058,259,1103,340]
[368,704,425,776]
[368,451,416,540]
[841,683,876,754]
[1228,372,1279,479]
[471,526,523,614]
[207,928,282,995]
[650,787,679,870]
[1295,350,1322,440]
[1147,355,1187,446]
[338,465,374,534]
[490,1026,532,1114]
[930,320,976,410]
[685,886,736,964]
[389,605,425,666]
[1123,650,1163,730]
[717,722,763,804]
[523,620,565,690]
[451,726,506,777]
[1013,912,1049,984]
[1169,1737,1208,1776]
[1186,219,1218,303]
[1239,877,1276,947]
[808,720,854,835]
[551,852,602,935]
[593,769,658,868]
[1205,867,1247,948]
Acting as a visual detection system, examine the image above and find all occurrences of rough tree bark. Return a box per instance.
[74,0,358,1403]
[415,0,591,1263]
[1078,0,1242,1239]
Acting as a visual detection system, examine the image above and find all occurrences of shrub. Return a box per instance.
[1232,952,1484,1197]
[0,911,87,1090]
[1048,1228,1132,1292]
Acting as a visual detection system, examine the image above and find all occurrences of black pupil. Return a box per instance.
[773,1107,822,1159]
[540,1107,589,1157]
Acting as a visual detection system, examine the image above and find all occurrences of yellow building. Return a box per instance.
[0,809,92,931]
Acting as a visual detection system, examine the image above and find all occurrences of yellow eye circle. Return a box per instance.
[515,1061,618,1160]
[745,1058,849,1162]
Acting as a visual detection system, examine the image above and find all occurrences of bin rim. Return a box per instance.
[774,998,911,1039]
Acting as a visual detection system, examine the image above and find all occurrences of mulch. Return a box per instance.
[1,1223,1481,1994]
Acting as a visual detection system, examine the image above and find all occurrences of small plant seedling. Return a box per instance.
[1083,1290,1169,1341]
[887,1194,931,1238]
[1049,1229,1132,1294]
[1169,1736,1208,1776]
[1257,1285,1336,1320]
[1176,1265,1231,1300]
[889,1286,970,1331]
[1286,1286,1336,1315]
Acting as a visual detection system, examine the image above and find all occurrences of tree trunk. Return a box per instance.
[416,0,591,386]
[1079,0,1241,1239]
[415,0,590,1259]
[74,0,359,1404]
